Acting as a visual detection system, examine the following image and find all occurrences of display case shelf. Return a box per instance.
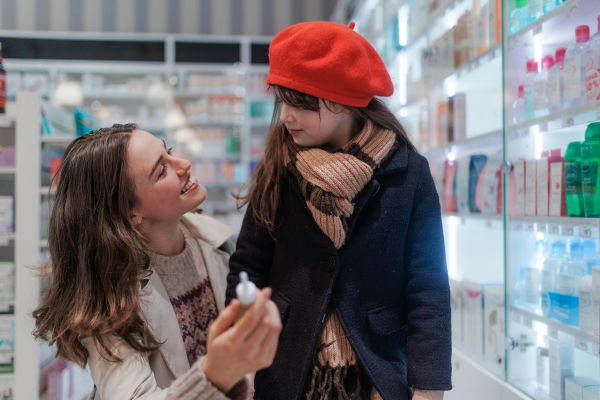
[0,167,15,175]
[40,134,76,144]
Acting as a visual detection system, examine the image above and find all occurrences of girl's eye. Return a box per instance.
[158,165,167,178]
[167,147,173,155]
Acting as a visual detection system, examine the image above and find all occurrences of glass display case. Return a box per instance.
[337,0,600,398]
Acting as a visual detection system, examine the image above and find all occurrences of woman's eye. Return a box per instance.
[158,165,167,178]
[167,147,173,155]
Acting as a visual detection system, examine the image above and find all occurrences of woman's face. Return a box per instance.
[128,129,206,224]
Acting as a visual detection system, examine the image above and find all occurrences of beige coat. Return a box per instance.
[84,213,238,400]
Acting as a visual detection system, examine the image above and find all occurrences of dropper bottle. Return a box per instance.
[235,272,257,323]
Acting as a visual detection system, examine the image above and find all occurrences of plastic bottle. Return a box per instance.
[585,16,600,103]
[514,267,527,307]
[564,26,590,108]
[235,271,257,323]
[578,260,594,333]
[547,48,567,114]
[584,240,597,260]
[510,0,528,34]
[526,239,547,312]
[524,59,538,121]
[564,142,585,217]
[558,240,586,326]
[526,0,542,24]
[581,122,600,217]
[534,55,554,118]
[513,85,525,124]
[541,240,566,317]
[542,0,558,13]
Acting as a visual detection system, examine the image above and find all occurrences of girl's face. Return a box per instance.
[279,100,356,152]
[128,130,206,224]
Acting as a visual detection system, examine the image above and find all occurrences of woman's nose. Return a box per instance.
[176,158,191,176]
[279,103,294,123]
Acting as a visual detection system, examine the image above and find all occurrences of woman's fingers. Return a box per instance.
[255,301,282,367]
[209,299,240,340]
[230,288,271,342]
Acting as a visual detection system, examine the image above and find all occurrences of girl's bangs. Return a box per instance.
[273,85,320,112]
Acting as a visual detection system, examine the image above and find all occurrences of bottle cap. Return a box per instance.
[526,59,538,73]
[570,241,584,259]
[518,84,524,98]
[552,240,565,256]
[587,258,599,275]
[235,271,257,305]
[584,240,597,258]
[565,142,582,160]
[584,122,600,141]
[541,55,554,71]
[555,48,567,63]
[575,25,590,43]
[516,0,526,8]
[541,150,549,158]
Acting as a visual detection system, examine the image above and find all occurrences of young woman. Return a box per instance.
[226,22,451,400]
[33,124,282,400]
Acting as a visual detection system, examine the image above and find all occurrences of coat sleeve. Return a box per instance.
[82,335,249,400]
[226,201,276,306]
[404,157,452,391]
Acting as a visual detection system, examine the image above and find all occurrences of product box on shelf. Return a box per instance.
[0,315,13,352]
[483,285,504,370]
[462,281,502,357]
[488,0,501,46]
[454,12,470,68]
[0,197,13,234]
[537,155,550,217]
[549,149,567,217]
[566,377,600,400]
[549,340,575,400]
[0,263,13,300]
[0,373,12,400]
[525,159,537,216]
[513,160,525,216]
[471,155,488,213]
[455,159,470,213]
[583,385,600,400]
[0,147,14,167]
[449,277,463,344]
[448,94,466,144]
[481,154,503,215]
[443,160,458,213]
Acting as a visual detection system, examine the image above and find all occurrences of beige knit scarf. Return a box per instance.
[284,119,397,249]
[285,120,395,400]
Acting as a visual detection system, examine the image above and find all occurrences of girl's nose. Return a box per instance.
[279,103,295,123]
[176,158,191,177]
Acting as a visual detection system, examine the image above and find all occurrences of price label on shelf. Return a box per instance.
[539,221,548,233]
[563,223,575,236]
[564,0,579,18]
[485,219,493,228]
[562,111,575,127]
[0,117,11,128]
[539,123,548,133]
[0,303,11,313]
[549,223,560,235]
[520,128,530,138]
[522,316,533,329]
[549,328,559,340]
[574,334,589,352]
[579,223,593,238]
[514,221,524,231]
[533,25,543,36]
[525,221,535,232]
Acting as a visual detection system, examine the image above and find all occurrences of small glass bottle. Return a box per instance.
[510,0,528,34]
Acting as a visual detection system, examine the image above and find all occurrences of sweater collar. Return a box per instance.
[374,138,409,176]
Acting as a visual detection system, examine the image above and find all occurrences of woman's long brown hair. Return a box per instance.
[33,124,161,368]
[238,85,416,234]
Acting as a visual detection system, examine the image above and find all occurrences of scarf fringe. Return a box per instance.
[305,363,372,400]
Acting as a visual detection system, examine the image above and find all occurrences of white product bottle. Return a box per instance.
[586,16,600,103]
[526,240,547,312]
[541,240,566,317]
[547,48,567,114]
[527,0,542,24]
[513,85,525,125]
[513,267,527,307]
[579,261,594,333]
[534,55,554,118]
[536,346,549,391]
[564,26,590,108]
[235,271,257,323]
[524,59,538,121]
[558,241,587,326]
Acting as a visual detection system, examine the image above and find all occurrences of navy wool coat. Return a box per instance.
[225,139,452,400]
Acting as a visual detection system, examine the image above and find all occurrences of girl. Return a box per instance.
[226,22,451,400]
[33,124,282,400]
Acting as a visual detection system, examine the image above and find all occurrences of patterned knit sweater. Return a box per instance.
[151,224,219,367]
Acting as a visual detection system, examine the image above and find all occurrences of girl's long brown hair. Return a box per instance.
[238,85,416,233]
[33,124,161,368]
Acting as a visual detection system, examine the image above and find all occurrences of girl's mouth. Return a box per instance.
[288,129,302,135]
[181,175,198,194]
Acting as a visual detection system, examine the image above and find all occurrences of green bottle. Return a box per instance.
[581,122,600,217]
[565,142,584,217]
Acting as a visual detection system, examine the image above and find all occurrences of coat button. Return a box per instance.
[327,257,336,273]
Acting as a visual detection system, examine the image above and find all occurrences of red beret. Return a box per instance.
[266,21,394,108]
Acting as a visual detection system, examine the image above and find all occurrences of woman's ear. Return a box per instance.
[131,214,142,226]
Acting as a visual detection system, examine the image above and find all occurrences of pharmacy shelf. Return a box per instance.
[507,0,592,41]
[432,43,503,86]
[250,119,271,127]
[0,233,15,240]
[176,90,241,99]
[40,187,56,196]
[442,212,504,221]
[83,92,146,100]
[510,305,599,349]
[0,167,15,174]
[41,134,76,144]
[425,129,504,159]
[507,100,600,141]
[509,215,600,237]
[40,239,48,248]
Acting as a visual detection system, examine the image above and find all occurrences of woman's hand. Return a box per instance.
[202,288,282,393]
